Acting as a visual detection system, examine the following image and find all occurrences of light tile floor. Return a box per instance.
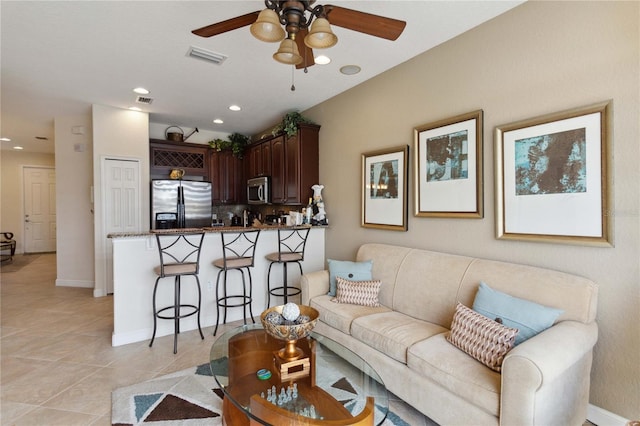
[1,253,433,425]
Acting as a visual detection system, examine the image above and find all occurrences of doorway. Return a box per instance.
[23,166,56,253]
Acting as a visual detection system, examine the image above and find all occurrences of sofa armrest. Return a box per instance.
[300,270,330,305]
[500,320,598,425]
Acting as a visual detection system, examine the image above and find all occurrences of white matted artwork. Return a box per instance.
[414,110,483,218]
[361,145,408,231]
[495,101,612,246]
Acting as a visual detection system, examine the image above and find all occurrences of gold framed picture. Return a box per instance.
[361,145,409,231]
[414,110,483,218]
[495,101,612,246]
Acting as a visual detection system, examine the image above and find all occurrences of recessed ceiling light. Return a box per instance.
[229,105,241,111]
[340,65,361,75]
[133,87,149,95]
[315,55,331,65]
[213,118,224,124]
[129,107,142,111]
[13,146,23,150]
[0,137,11,142]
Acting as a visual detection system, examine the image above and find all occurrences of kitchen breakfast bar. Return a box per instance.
[108,226,326,347]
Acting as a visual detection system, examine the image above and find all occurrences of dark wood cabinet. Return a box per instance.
[150,139,209,178]
[210,150,244,204]
[270,135,286,203]
[271,124,319,205]
[246,140,272,178]
[149,123,318,207]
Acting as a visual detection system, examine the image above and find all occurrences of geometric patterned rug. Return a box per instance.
[111,363,412,425]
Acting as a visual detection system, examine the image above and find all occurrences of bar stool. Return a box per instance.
[212,229,261,336]
[266,227,310,307]
[150,231,205,354]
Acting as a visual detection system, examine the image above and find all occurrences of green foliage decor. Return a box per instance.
[209,132,249,158]
[272,111,316,137]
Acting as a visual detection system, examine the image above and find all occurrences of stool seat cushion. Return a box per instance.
[213,256,254,269]
[265,252,303,262]
[154,262,198,276]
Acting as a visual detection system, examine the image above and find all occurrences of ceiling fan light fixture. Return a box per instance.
[304,18,338,49]
[250,9,285,42]
[273,38,303,65]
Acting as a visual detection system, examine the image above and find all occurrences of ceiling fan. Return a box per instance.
[192,1,406,70]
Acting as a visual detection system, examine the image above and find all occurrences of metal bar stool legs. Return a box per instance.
[267,260,304,306]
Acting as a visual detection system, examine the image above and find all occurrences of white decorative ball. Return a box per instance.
[281,302,300,321]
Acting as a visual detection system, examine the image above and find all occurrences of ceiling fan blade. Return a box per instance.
[324,5,406,41]
[192,11,260,37]
[295,28,315,70]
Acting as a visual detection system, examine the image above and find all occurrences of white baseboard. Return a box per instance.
[55,279,93,288]
[588,404,630,426]
[112,317,217,347]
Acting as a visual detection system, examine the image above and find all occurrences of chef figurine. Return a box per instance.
[311,184,328,225]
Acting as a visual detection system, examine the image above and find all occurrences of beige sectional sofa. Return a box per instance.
[300,243,598,426]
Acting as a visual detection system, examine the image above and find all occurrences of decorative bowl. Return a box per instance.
[260,305,319,361]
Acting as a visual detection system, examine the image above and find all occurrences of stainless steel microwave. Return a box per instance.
[247,176,270,205]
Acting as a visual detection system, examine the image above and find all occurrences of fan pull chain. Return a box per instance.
[291,65,296,91]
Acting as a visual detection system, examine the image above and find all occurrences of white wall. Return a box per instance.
[92,104,149,296]
[0,150,55,253]
[305,1,639,420]
[54,114,94,287]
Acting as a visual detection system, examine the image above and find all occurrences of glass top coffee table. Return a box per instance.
[210,324,388,425]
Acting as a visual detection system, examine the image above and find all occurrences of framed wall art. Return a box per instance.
[361,145,409,231]
[495,101,612,246]
[413,110,483,218]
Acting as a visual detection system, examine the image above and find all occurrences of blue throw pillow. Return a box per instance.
[327,259,373,297]
[472,281,563,345]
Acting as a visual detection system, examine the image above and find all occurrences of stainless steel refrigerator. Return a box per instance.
[151,180,212,229]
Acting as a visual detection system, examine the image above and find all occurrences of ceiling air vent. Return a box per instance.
[136,96,154,104]
[187,46,227,65]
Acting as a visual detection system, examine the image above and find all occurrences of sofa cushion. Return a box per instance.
[351,311,448,363]
[332,277,381,307]
[408,333,501,417]
[473,281,563,345]
[327,259,373,297]
[446,303,517,372]
[310,295,391,335]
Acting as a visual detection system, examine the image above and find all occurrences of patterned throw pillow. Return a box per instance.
[332,277,381,307]
[446,302,518,372]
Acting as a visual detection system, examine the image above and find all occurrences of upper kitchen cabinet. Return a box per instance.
[271,124,320,205]
[246,140,272,179]
[210,149,244,204]
[150,139,209,179]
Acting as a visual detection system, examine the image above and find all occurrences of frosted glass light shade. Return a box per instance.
[304,18,338,49]
[250,9,285,42]
[273,38,303,65]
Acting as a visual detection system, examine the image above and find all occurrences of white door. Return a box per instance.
[104,158,140,294]
[24,167,56,253]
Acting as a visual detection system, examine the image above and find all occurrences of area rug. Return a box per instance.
[111,362,412,425]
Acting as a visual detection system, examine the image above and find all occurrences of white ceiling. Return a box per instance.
[1,1,524,153]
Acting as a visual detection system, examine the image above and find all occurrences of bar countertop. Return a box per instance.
[108,224,326,239]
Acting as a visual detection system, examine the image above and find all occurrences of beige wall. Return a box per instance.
[306,1,639,420]
[54,114,94,288]
[0,150,55,254]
